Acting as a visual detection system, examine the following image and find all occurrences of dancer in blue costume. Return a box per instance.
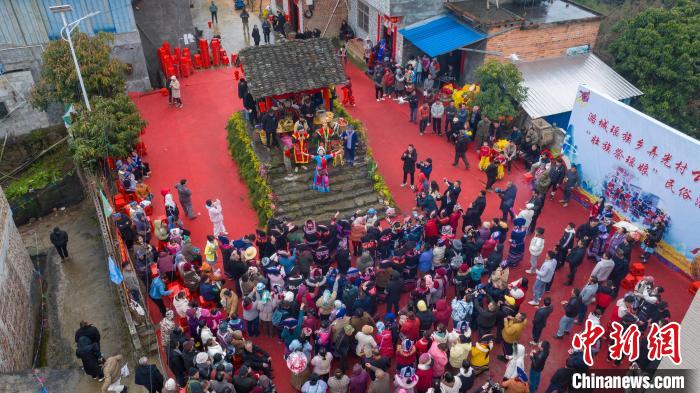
[506,217,528,267]
[304,147,340,192]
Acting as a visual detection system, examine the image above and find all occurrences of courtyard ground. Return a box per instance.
[130,62,694,391]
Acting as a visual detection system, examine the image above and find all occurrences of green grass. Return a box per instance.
[4,143,72,202]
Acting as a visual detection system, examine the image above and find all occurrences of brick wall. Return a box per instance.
[301,0,349,36]
[484,20,600,62]
[0,187,38,372]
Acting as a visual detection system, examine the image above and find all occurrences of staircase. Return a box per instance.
[136,323,161,356]
[247,123,389,224]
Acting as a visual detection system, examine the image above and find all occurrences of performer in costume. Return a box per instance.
[304,147,340,193]
[477,142,492,171]
[292,121,310,169]
[315,122,334,152]
[506,218,527,267]
[494,151,506,179]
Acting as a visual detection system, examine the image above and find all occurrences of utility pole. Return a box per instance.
[49,4,101,112]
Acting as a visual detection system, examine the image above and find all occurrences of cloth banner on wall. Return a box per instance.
[564,85,700,271]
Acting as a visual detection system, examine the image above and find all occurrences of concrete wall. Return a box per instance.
[349,0,382,43]
[485,20,600,62]
[0,187,38,372]
[0,70,52,136]
[301,0,349,37]
[132,0,196,88]
[390,0,443,25]
[0,46,64,137]
[112,31,151,92]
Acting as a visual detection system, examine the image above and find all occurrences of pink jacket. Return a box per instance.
[428,341,448,376]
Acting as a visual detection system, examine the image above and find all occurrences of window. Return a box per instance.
[357,1,370,33]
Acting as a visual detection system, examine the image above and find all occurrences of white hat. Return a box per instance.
[165,378,176,389]
[526,203,534,209]
[195,352,209,364]
[284,291,294,302]
[170,75,176,80]
[317,146,326,155]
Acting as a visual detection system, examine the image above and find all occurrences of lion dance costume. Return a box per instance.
[478,144,492,171]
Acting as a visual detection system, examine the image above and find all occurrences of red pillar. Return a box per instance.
[392,24,397,60]
[376,15,381,43]
[323,88,331,110]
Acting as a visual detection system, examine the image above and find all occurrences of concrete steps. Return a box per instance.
[136,324,160,356]
[239,113,394,224]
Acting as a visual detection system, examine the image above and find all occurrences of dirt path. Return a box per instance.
[19,200,139,392]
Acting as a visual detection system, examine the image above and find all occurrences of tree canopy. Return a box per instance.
[609,1,699,138]
[30,32,127,110]
[472,59,528,121]
[69,94,146,168]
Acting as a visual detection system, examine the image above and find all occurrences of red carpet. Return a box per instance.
[131,69,294,391]
[130,65,693,391]
[339,62,694,383]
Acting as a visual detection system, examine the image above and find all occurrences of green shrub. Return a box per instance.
[226,113,274,224]
[3,144,71,203]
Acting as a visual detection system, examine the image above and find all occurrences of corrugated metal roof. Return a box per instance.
[0,0,138,43]
[516,53,643,119]
[108,0,136,33]
[87,0,117,34]
[10,0,49,45]
[399,15,486,58]
[0,2,26,45]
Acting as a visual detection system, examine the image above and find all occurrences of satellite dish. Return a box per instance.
[508,53,520,62]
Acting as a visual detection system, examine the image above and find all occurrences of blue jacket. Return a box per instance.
[499,184,518,209]
[149,277,171,300]
[278,252,297,275]
[341,130,359,151]
[418,249,433,273]
[200,282,220,301]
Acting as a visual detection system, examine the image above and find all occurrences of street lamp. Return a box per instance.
[49,4,100,112]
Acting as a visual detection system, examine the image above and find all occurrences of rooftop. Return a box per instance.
[445,0,601,28]
[238,38,346,100]
[515,53,643,119]
[502,0,599,24]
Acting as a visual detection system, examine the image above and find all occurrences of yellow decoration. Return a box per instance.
[494,139,509,152]
[451,84,481,108]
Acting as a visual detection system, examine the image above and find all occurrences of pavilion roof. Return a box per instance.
[238,38,346,100]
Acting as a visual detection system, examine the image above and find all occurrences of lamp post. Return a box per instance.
[49,4,100,112]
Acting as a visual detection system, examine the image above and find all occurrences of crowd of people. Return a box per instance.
[102,124,674,393]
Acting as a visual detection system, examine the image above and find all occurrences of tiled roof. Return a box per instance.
[238,38,346,99]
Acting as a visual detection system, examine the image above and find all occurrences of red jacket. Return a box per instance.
[449,211,461,231]
[375,330,394,358]
[396,347,417,367]
[383,72,394,87]
[415,337,430,357]
[425,218,439,238]
[433,299,451,328]
[415,365,434,391]
[481,238,497,258]
[401,318,421,341]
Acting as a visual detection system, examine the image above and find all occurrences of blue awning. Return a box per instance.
[399,15,486,58]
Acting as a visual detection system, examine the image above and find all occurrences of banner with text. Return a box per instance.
[564,85,700,271]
